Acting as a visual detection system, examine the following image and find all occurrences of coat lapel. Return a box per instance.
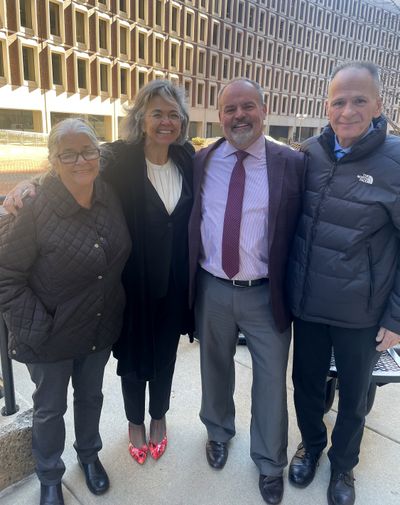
[266,139,286,252]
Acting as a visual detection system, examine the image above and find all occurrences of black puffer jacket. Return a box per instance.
[0,173,131,363]
[288,117,400,332]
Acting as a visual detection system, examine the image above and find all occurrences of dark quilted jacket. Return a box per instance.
[0,172,131,363]
[288,117,400,332]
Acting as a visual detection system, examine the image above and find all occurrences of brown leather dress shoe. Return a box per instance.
[288,442,321,488]
[259,475,284,505]
[205,440,228,469]
[327,469,355,505]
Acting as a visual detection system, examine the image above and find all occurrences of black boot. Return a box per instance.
[78,456,110,495]
[40,483,64,505]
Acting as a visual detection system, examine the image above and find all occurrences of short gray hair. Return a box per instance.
[330,62,381,94]
[48,118,99,161]
[218,78,265,108]
[121,80,189,145]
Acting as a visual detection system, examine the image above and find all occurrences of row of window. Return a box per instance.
[8,0,400,50]
[1,36,398,109]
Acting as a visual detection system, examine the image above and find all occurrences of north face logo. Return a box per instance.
[357,174,373,184]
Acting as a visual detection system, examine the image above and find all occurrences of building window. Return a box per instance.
[247,35,253,57]
[22,46,35,81]
[138,70,146,89]
[49,2,61,37]
[171,4,179,33]
[154,37,163,65]
[210,54,217,77]
[198,49,206,74]
[237,1,244,24]
[119,0,127,13]
[120,67,128,95]
[51,52,63,86]
[185,10,194,38]
[0,42,5,78]
[234,59,241,77]
[120,26,128,56]
[170,42,179,68]
[209,85,216,107]
[137,0,145,21]
[249,5,255,29]
[199,16,207,43]
[212,21,220,46]
[224,26,231,50]
[222,56,230,80]
[183,45,192,72]
[259,10,266,31]
[235,31,243,54]
[99,63,109,93]
[77,58,87,89]
[20,0,33,29]
[138,31,146,60]
[155,0,163,27]
[98,19,108,51]
[197,82,204,106]
[75,11,86,45]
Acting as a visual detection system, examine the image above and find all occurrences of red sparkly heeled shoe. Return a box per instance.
[128,442,148,464]
[148,435,168,460]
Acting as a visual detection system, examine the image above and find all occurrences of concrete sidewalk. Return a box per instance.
[0,339,399,505]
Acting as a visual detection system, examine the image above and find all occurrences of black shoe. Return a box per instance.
[205,440,228,469]
[327,469,355,505]
[288,442,321,488]
[40,483,64,505]
[78,456,110,495]
[259,475,284,505]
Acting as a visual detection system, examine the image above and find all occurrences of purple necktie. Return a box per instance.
[222,150,249,279]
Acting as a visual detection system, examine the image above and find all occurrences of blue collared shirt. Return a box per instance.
[334,122,374,159]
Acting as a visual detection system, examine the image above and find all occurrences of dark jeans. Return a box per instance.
[292,318,380,472]
[121,358,176,425]
[27,347,111,485]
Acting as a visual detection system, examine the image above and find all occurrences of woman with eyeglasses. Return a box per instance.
[101,80,194,464]
[3,80,195,468]
[0,118,131,505]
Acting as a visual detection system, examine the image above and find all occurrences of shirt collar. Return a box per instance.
[222,134,265,160]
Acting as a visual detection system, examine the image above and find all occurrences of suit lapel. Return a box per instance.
[266,140,286,252]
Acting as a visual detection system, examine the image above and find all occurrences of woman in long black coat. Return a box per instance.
[101,80,194,463]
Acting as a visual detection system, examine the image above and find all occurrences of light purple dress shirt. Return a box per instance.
[199,134,269,280]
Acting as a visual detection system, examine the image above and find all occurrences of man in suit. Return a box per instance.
[188,78,305,504]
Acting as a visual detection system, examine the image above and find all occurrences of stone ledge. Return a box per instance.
[0,409,34,491]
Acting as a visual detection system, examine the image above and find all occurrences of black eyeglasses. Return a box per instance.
[57,148,100,164]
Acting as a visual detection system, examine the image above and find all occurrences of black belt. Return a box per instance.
[215,276,268,287]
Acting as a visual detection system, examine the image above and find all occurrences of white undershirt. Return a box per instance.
[146,158,182,215]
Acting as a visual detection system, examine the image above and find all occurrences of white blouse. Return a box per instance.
[146,158,182,215]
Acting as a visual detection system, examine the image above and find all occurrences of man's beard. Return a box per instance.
[227,125,255,147]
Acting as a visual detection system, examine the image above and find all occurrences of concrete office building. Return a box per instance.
[0,0,399,141]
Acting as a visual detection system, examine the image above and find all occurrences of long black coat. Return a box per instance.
[101,140,194,379]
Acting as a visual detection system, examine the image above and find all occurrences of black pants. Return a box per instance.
[292,318,380,472]
[121,358,176,425]
[27,348,111,485]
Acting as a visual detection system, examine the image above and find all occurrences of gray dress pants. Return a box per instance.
[196,269,291,476]
[27,347,111,485]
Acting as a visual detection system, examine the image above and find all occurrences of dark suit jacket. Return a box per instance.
[101,140,194,379]
[188,137,305,333]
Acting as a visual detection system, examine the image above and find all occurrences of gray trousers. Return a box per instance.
[27,347,111,485]
[196,269,291,476]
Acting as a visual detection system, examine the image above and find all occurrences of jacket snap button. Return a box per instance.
[94,243,100,248]
[92,345,96,351]
[97,275,103,280]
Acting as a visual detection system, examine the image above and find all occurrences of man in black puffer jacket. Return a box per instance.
[287,62,400,505]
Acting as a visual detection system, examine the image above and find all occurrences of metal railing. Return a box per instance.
[0,129,48,146]
[0,315,19,416]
